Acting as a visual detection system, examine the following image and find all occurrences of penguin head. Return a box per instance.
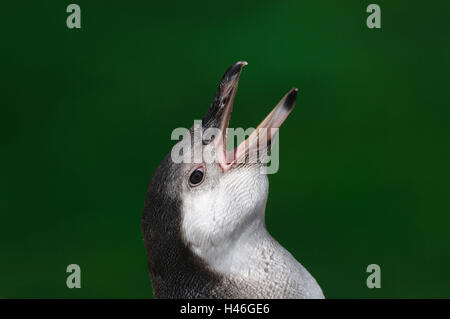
[142,61,297,272]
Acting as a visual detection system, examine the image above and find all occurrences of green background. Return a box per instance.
[1,1,449,298]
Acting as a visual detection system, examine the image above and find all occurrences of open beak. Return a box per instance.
[202,61,297,173]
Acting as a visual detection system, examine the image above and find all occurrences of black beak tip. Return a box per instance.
[284,88,298,110]
[223,61,248,81]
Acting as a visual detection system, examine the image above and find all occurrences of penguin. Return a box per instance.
[141,61,324,299]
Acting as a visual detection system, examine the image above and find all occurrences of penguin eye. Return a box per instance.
[188,167,205,186]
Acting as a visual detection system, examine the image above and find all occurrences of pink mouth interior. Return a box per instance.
[216,88,297,173]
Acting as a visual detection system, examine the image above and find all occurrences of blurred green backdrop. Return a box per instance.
[1,0,449,298]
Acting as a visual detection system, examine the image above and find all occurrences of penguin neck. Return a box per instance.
[196,208,282,279]
[142,196,225,298]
